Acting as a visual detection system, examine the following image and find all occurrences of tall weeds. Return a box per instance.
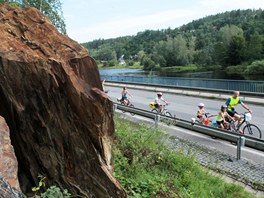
[113,117,255,198]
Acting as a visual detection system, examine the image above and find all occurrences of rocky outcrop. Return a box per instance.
[0,177,23,198]
[0,116,21,192]
[0,3,126,197]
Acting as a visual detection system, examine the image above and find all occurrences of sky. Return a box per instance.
[62,0,264,43]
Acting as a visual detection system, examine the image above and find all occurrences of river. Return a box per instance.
[99,68,262,80]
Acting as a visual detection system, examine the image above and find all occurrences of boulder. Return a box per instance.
[0,176,23,198]
[0,3,126,197]
[0,116,21,192]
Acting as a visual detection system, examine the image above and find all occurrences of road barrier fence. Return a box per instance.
[101,74,264,94]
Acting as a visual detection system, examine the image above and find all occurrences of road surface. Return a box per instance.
[106,85,264,139]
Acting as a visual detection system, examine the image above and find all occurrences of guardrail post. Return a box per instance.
[113,104,117,112]
[237,136,245,160]
[155,115,160,128]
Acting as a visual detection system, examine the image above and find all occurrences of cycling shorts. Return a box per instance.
[227,110,237,117]
[216,120,224,125]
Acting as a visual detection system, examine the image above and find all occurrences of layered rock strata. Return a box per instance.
[0,3,126,197]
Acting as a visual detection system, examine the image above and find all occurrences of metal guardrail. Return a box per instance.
[101,74,264,94]
[113,103,264,159]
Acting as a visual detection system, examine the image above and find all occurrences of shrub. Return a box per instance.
[36,186,71,198]
[244,60,264,75]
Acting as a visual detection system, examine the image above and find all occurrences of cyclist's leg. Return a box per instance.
[123,98,128,105]
[233,114,244,133]
[227,110,239,127]
[158,104,162,113]
[217,121,224,129]
[233,112,243,130]
[234,113,241,123]
[197,115,203,124]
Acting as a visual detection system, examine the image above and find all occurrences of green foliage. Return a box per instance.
[244,60,264,75]
[32,175,46,193]
[0,0,19,6]
[83,9,264,72]
[225,35,246,66]
[32,175,72,198]
[142,55,156,70]
[156,35,193,66]
[113,117,255,198]
[36,186,71,198]
[246,33,264,61]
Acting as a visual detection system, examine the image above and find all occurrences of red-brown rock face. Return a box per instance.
[0,4,126,197]
[0,116,20,191]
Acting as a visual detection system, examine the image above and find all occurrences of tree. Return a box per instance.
[218,25,246,66]
[219,24,244,47]
[246,33,264,61]
[225,35,246,65]
[142,55,156,70]
[156,35,192,66]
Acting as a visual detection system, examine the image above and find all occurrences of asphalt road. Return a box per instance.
[106,85,264,139]
[108,85,264,165]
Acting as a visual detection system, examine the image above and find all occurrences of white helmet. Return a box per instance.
[198,103,204,107]
[157,92,163,96]
[221,104,227,109]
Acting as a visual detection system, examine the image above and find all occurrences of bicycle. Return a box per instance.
[149,103,177,126]
[117,97,135,116]
[150,104,172,117]
[227,112,262,139]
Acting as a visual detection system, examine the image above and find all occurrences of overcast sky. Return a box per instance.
[62,0,264,43]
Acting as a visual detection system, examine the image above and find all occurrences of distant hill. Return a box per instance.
[82,9,264,71]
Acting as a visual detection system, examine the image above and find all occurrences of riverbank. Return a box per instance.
[99,65,264,80]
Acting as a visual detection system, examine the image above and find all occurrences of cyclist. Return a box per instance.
[120,87,132,106]
[154,92,168,113]
[216,105,234,129]
[225,91,252,125]
[196,103,206,124]
[101,79,108,93]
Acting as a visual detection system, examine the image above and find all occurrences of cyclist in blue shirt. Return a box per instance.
[120,87,132,105]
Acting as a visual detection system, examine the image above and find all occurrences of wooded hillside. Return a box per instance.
[82,9,264,73]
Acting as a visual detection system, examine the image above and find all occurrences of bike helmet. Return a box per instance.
[198,103,204,107]
[221,104,227,109]
[157,92,163,96]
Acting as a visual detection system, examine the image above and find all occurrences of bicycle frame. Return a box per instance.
[155,105,168,114]
[229,112,250,132]
[117,97,131,106]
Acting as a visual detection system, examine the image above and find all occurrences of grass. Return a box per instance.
[113,116,255,198]
[156,65,198,73]
[98,62,143,69]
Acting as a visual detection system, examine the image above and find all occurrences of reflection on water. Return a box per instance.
[99,68,263,80]
[99,68,145,76]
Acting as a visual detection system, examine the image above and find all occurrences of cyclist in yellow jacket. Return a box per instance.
[225,91,252,123]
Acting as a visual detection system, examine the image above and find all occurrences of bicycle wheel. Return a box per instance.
[129,104,135,116]
[243,124,262,139]
[120,102,126,113]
